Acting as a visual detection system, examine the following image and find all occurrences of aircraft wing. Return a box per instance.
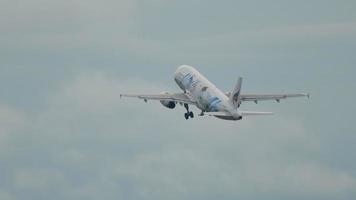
[240,93,309,102]
[120,93,197,105]
[225,93,309,103]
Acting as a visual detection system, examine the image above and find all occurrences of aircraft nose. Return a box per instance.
[174,66,186,79]
[174,70,183,80]
[176,65,194,73]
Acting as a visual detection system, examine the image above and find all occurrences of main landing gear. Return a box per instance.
[184,103,194,120]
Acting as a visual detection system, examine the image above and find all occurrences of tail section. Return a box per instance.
[229,77,243,109]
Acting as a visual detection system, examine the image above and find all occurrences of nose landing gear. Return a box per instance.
[184,103,194,120]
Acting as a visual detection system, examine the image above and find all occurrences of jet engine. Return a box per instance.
[160,92,176,109]
[160,100,176,109]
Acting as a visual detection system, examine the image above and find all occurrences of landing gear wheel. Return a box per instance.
[183,103,194,120]
[184,113,189,120]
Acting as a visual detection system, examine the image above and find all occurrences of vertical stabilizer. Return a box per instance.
[229,77,243,109]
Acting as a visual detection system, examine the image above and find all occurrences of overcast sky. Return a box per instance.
[1,0,356,199]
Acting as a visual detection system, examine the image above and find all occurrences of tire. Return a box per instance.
[189,112,194,118]
[184,113,189,120]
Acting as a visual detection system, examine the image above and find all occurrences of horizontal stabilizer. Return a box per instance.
[205,111,231,117]
[240,111,273,116]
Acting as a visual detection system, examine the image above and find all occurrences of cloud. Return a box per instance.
[1,70,353,200]
[156,22,356,61]
[285,162,356,194]
[0,104,27,145]
[0,190,14,200]
[12,168,68,192]
[3,0,355,66]
[1,0,137,33]
[95,21,356,63]
[1,0,356,199]
[47,71,162,113]
[0,68,354,200]
[1,0,138,56]
[0,104,26,131]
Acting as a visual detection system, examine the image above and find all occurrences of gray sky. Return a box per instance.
[1,0,356,199]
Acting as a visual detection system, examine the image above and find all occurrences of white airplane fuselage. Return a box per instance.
[174,65,241,120]
[120,65,308,121]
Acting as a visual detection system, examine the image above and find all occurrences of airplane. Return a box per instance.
[120,65,309,120]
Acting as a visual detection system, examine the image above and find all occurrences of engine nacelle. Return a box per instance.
[160,100,176,109]
[160,92,176,109]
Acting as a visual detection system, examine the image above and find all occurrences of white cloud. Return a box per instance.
[78,21,355,64]
[1,0,355,198]
[43,70,167,118]
[12,168,68,191]
[1,0,138,54]
[0,0,137,33]
[164,22,356,59]
[0,103,27,140]
[0,70,355,199]
[46,71,356,197]
[285,162,356,194]
[43,71,356,197]
[0,190,14,200]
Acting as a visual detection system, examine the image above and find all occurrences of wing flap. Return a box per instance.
[120,93,196,105]
[240,93,309,102]
[205,111,232,117]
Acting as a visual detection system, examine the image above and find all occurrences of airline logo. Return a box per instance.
[182,73,199,89]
